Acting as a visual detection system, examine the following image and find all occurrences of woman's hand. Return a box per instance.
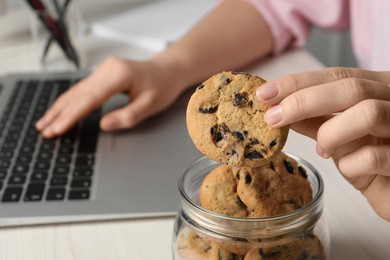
[257,67,390,221]
[36,56,187,138]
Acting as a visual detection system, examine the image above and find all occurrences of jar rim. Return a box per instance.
[178,152,324,223]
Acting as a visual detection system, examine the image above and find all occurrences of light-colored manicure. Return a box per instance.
[264,105,282,125]
[256,82,279,100]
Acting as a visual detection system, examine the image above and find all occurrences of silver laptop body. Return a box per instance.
[0,71,201,227]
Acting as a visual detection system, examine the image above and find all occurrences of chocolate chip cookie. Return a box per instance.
[186,71,289,167]
[199,164,248,217]
[177,230,245,260]
[244,233,325,260]
[199,152,312,218]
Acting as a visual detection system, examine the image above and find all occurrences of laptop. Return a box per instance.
[0,71,201,227]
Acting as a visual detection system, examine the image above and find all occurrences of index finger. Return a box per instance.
[256,67,390,104]
[37,57,132,137]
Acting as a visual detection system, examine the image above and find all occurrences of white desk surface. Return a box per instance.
[0,7,389,260]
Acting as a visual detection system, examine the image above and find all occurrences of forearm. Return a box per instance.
[153,0,273,91]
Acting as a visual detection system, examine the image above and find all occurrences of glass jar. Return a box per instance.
[172,154,330,259]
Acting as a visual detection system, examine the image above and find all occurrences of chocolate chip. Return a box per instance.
[218,249,239,260]
[249,139,259,145]
[196,83,204,90]
[211,124,230,144]
[245,151,263,159]
[233,93,249,107]
[235,196,245,206]
[236,173,240,180]
[232,131,245,141]
[225,78,233,85]
[227,150,237,157]
[270,161,275,171]
[211,125,223,143]
[199,106,218,114]
[283,160,295,174]
[269,139,277,147]
[287,200,300,210]
[260,248,280,258]
[204,245,212,253]
[220,124,230,133]
[298,166,308,179]
[298,250,310,260]
[245,174,252,184]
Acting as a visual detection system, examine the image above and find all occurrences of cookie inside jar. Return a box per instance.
[173,154,328,260]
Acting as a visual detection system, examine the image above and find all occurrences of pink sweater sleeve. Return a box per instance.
[244,0,350,54]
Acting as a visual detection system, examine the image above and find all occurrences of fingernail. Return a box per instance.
[316,143,330,159]
[42,128,53,138]
[256,82,279,100]
[53,123,64,134]
[35,118,47,130]
[101,118,116,130]
[264,105,282,125]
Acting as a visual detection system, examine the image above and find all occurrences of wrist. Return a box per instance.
[151,48,205,92]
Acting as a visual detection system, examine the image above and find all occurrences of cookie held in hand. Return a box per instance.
[186,71,289,167]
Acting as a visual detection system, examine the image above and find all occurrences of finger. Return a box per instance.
[338,145,390,179]
[257,67,390,104]
[41,94,101,138]
[100,92,157,131]
[316,100,390,156]
[38,57,131,137]
[263,78,390,127]
[362,175,390,222]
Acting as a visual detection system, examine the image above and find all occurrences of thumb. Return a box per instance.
[100,93,156,131]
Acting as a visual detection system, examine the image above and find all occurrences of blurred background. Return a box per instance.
[0,0,357,70]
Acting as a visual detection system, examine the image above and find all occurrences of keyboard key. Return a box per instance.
[2,187,23,202]
[60,131,76,146]
[46,188,66,201]
[71,178,92,188]
[34,161,51,170]
[20,145,35,154]
[75,155,94,167]
[5,132,20,141]
[0,159,10,168]
[8,175,26,185]
[58,146,74,155]
[53,165,70,175]
[16,154,32,163]
[0,151,13,158]
[31,172,48,182]
[12,164,29,174]
[23,135,38,145]
[24,183,45,202]
[73,168,93,178]
[50,176,68,186]
[68,189,90,200]
[40,140,56,151]
[0,170,7,179]
[56,155,72,165]
[37,151,53,160]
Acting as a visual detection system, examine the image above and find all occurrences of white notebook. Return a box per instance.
[91,0,216,52]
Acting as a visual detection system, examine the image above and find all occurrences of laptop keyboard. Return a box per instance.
[0,79,100,203]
